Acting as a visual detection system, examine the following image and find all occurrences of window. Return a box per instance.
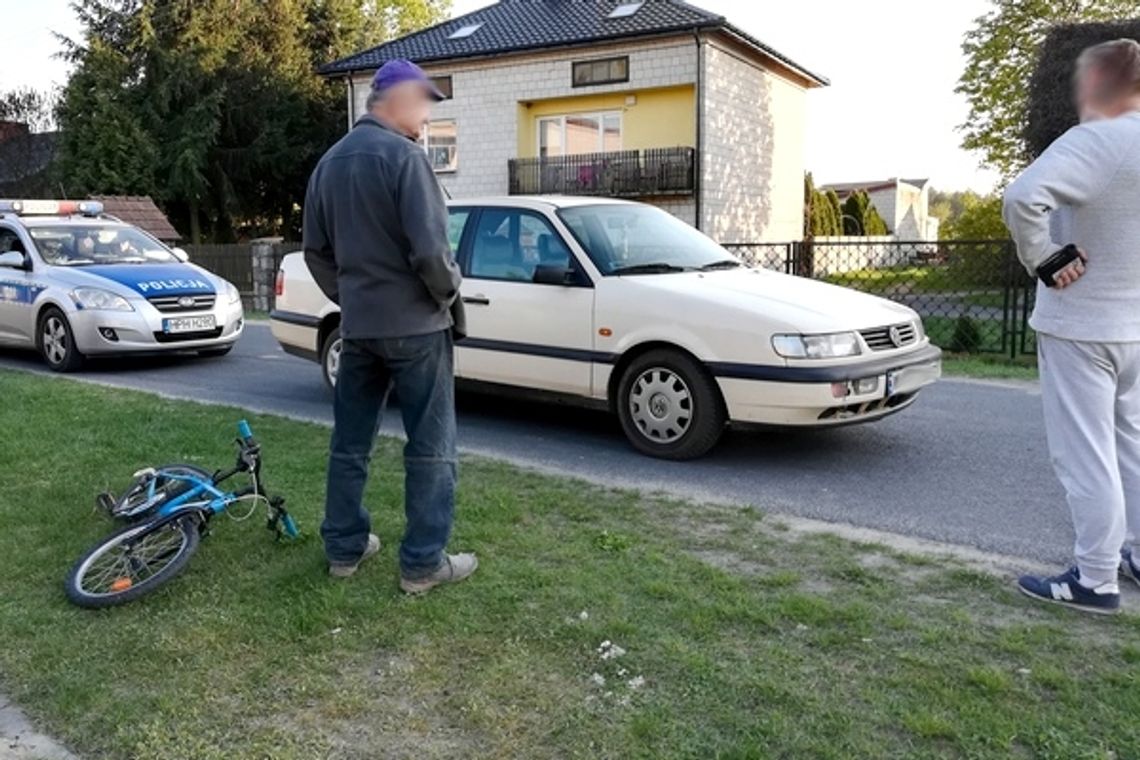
[430,76,453,100]
[468,209,573,283]
[447,22,483,40]
[538,112,621,157]
[446,209,470,254]
[422,119,457,172]
[607,2,645,18]
[0,227,25,255]
[572,56,629,87]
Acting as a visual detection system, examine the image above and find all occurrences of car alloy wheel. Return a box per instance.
[628,367,693,444]
[42,315,69,366]
[38,308,84,372]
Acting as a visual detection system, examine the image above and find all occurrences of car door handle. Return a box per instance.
[462,295,490,306]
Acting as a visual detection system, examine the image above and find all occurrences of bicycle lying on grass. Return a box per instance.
[66,420,300,608]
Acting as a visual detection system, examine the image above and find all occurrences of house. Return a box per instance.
[319,0,827,243]
[821,178,940,241]
[0,121,58,198]
[89,195,181,242]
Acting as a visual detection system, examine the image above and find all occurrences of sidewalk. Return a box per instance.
[0,695,76,760]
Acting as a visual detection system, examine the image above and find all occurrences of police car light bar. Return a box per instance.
[0,200,105,217]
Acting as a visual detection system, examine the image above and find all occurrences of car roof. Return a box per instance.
[446,196,639,210]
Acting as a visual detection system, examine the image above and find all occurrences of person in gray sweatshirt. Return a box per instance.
[1004,39,1140,614]
[303,60,477,594]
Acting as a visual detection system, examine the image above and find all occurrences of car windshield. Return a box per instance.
[557,204,740,275]
[27,225,177,266]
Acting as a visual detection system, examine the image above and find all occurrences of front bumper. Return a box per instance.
[71,299,245,355]
[717,344,943,427]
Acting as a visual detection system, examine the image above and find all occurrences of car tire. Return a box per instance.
[321,327,342,390]
[37,307,85,372]
[198,345,234,359]
[616,349,726,460]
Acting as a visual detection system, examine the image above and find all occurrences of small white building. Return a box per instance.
[822,178,941,241]
[320,0,827,243]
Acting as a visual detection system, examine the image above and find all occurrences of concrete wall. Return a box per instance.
[699,37,808,243]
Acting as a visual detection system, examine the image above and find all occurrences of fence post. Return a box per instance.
[250,237,283,313]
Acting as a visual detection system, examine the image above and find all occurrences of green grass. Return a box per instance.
[0,370,1135,759]
[942,354,1039,381]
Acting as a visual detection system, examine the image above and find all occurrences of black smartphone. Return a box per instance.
[1036,244,1083,287]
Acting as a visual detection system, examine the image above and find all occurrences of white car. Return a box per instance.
[0,199,244,371]
[271,197,941,459]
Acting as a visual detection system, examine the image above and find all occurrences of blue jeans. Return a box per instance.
[321,330,457,578]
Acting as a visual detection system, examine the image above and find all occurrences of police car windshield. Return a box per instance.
[27,225,177,266]
[556,204,739,275]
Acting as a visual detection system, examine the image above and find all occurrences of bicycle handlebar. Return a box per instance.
[237,419,254,445]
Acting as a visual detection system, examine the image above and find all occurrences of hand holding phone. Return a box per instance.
[1036,244,1088,288]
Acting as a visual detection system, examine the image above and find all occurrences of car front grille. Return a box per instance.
[152,328,224,343]
[148,294,217,313]
[859,323,918,352]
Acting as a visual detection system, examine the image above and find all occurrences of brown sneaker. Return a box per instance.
[328,534,381,578]
[400,553,478,595]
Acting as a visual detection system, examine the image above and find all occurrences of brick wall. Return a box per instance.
[700,40,808,243]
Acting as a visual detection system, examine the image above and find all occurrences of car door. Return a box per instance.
[456,207,596,397]
[0,225,37,345]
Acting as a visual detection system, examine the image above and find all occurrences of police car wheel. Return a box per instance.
[37,307,85,372]
[321,327,342,390]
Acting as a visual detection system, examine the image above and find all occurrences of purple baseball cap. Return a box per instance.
[371,59,446,102]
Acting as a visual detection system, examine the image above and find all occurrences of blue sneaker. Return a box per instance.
[1120,549,1140,589]
[1017,566,1120,615]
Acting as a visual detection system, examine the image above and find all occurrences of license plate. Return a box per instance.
[163,315,216,334]
[886,361,942,397]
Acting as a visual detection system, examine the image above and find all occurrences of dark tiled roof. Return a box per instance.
[90,195,181,242]
[320,0,827,85]
[0,132,57,187]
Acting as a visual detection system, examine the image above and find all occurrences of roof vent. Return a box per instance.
[607,2,645,19]
[447,22,484,40]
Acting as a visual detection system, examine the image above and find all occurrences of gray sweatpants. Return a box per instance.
[1039,334,1140,584]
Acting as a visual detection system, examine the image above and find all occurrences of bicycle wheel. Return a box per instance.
[65,516,201,608]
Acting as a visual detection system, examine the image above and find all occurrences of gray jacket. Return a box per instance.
[1003,111,1140,342]
[302,114,462,339]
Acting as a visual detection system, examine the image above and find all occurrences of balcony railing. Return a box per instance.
[508,147,696,198]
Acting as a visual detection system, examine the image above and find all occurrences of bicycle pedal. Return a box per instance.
[95,492,116,514]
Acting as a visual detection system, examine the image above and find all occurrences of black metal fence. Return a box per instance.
[185,241,298,312]
[508,147,696,198]
[189,235,1032,358]
[723,239,1035,357]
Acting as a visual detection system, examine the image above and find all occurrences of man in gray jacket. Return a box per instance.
[303,59,477,594]
[1004,39,1140,614]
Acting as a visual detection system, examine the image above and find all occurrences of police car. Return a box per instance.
[0,200,244,371]
[272,197,941,460]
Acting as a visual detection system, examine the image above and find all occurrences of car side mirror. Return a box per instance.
[0,251,27,270]
[171,247,190,263]
[533,264,576,286]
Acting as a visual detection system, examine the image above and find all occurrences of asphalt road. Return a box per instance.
[0,322,1072,565]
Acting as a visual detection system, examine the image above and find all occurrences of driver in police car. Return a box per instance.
[302,59,477,594]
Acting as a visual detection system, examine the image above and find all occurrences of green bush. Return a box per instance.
[949,317,984,353]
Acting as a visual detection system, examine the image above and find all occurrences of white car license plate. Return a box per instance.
[163,315,216,334]
[886,360,942,397]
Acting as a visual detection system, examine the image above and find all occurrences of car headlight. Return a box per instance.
[224,281,241,305]
[71,287,134,312]
[772,332,862,359]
